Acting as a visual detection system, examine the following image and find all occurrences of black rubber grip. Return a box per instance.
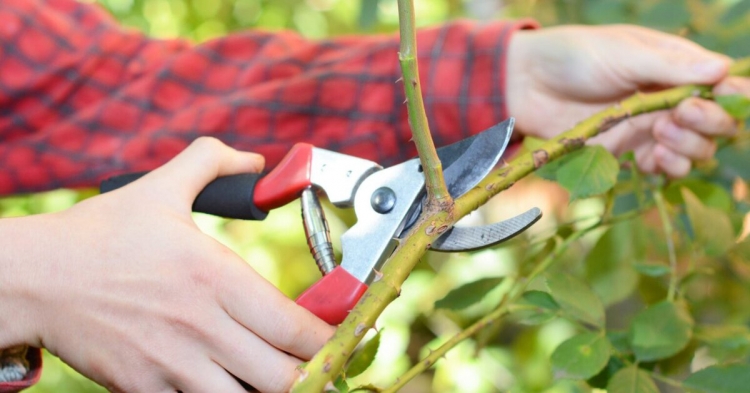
[100,172,269,221]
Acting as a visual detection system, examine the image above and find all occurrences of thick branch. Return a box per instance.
[291,60,750,392]
[396,0,450,205]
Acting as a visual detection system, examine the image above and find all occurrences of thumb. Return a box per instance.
[146,137,265,202]
[616,35,730,87]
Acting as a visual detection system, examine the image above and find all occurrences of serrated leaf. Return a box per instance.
[346,330,382,378]
[684,364,750,393]
[629,300,694,361]
[633,262,671,277]
[606,366,659,393]
[716,94,750,120]
[550,332,610,379]
[556,146,620,201]
[546,272,605,328]
[435,277,504,310]
[585,221,641,306]
[720,0,750,25]
[682,188,735,257]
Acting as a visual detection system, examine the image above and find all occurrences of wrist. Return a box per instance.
[0,214,57,349]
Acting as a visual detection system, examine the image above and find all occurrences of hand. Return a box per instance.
[0,138,334,393]
[507,24,749,178]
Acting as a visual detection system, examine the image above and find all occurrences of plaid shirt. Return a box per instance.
[0,0,536,390]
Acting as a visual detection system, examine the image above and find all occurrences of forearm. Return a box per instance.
[0,0,536,194]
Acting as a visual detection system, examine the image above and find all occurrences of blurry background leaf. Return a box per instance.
[629,300,694,361]
[545,272,605,328]
[434,277,504,311]
[606,366,659,393]
[550,332,610,379]
[684,364,750,393]
[716,94,750,119]
[682,188,735,257]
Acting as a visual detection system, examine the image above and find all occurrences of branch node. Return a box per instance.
[355,323,368,337]
[532,150,549,169]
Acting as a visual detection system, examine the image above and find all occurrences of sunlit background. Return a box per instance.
[5,0,748,392]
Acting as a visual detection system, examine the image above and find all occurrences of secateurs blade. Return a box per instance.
[100,118,542,324]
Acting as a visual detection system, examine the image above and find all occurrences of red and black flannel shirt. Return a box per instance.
[0,0,537,390]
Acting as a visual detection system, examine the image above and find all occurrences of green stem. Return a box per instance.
[654,189,679,301]
[396,0,450,205]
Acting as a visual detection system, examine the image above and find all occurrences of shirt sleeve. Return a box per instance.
[0,0,538,195]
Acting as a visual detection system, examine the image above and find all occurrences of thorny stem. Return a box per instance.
[290,52,750,392]
[396,0,451,206]
[654,189,679,301]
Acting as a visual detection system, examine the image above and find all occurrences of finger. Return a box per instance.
[653,116,717,160]
[654,144,692,178]
[147,137,265,201]
[211,315,304,393]
[714,76,750,96]
[672,97,738,137]
[217,259,335,360]
[608,26,730,87]
[171,359,247,393]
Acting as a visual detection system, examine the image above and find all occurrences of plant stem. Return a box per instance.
[654,189,679,301]
[396,0,451,205]
[291,58,750,393]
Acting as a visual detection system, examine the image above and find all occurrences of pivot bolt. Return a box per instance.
[371,187,396,214]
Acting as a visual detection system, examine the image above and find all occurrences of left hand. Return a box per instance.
[506,24,749,178]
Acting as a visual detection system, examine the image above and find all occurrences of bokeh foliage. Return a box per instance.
[7,0,749,392]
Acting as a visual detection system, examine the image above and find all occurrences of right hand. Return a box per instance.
[0,137,334,393]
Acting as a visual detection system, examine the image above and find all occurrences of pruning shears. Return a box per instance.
[100,118,542,324]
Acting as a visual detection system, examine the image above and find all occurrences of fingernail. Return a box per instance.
[692,59,727,78]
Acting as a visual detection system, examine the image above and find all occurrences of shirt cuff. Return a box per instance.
[0,347,41,393]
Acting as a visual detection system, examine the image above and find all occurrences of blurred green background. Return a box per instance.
[6,0,748,392]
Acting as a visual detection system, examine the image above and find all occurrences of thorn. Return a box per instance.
[411,78,417,88]
[395,77,403,84]
[296,368,309,382]
[323,361,332,373]
[403,98,409,104]
[373,269,383,282]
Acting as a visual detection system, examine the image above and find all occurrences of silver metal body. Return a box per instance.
[300,187,336,275]
[339,159,425,283]
[310,147,380,207]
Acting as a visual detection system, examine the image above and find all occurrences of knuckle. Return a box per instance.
[274,315,306,351]
[189,136,227,158]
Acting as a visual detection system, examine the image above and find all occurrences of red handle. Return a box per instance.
[253,143,314,211]
[296,266,368,325]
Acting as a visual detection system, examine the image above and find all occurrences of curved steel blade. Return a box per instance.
[430,207,542,252]
[440,118,514,198]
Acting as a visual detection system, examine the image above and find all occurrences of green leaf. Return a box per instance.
[585,221,641,306]
[546,272,605,328]
[682,188,735,257]
[720,0,750,25]
[633,262,671,277]
[521,290,560,310]
[664,179,733,212]
[684,364,750,393]
[606,366,659,393]
[716,95,750,120]
[434,277,504,310]
[330,375,349,392]
[557,146,620,201]
[695,325,750,362]
[512,291,561,325]
[550,332,610,379]
[346,330,382,378]
[629,300,694,361]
